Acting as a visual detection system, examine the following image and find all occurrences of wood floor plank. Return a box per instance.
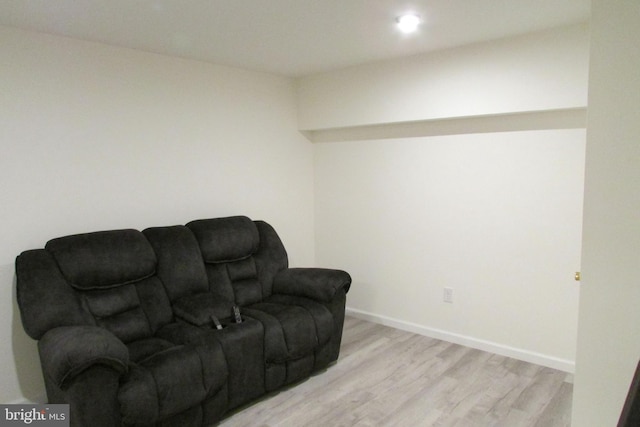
[533,382,573,427]
[216,316,572,427]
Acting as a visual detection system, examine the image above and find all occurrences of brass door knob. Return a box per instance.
[575,272,581,281]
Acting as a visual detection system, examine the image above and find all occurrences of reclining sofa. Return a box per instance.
[16,215,351,427]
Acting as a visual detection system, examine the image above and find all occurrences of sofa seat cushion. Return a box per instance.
[118,342,227,425]
[244,296,334,363]
[126,338,175,364]
[154,322,211,346]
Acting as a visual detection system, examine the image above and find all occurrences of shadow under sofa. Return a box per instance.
[16,215,351,427]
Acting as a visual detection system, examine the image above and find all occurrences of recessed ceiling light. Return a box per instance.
[396,13,422,34]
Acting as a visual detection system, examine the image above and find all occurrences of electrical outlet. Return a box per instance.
[443,287,454,303]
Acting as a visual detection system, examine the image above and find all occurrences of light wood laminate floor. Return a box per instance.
[217,316,572,427]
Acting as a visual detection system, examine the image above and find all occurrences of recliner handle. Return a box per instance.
[210,315,223,330]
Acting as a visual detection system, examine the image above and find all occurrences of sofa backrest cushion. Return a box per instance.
[143,226,209,302]
[187,216,259,263]
[45,229,156,290]
[187,216,264,305]
[252,221,289,297]
[43,229,172,343]
[16,249,96,340]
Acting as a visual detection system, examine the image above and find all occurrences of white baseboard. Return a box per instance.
[345,307,575,373]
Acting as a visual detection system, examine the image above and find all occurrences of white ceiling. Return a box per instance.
[0,0,590,77]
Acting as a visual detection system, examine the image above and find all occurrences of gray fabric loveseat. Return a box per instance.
[16,215,351,426]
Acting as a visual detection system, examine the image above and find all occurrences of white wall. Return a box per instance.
[572,0,640,425]
[306,25,589,370]
[298,24,589,130]
[315,130,585,369]
[0,26,315,403]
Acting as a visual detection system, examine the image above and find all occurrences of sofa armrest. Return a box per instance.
[273,268,351,303]
[39,326,129,390]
